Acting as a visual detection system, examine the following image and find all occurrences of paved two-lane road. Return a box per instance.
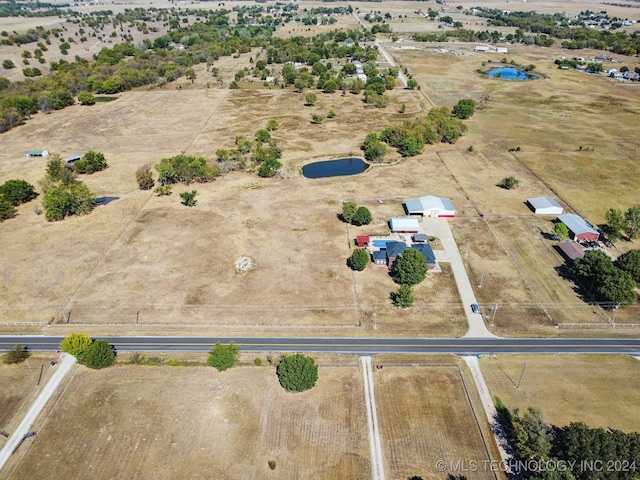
[1,336,639,355]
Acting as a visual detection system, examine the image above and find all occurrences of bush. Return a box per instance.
[60,333,93,359]
[42,182,95,221]
[154,154,219,185]
[154,185,172,196]
[81,339,116,369]
[73,151,108,174]
[352,206,372,226]
[135,164,155,190]
[0,197,17,222]
[452,98,476,119]
[0,179,37,205]
[179,190,197,206]
[393,284,414,308]
[341,201,358,223]
[254,357,262,366]
[276,353,318,392]
[3,344,30,364]
[77,91,95,106]
[498,176,520,189]
[257,157,281,178]
[207,342,239,371]
[349,248,370,271]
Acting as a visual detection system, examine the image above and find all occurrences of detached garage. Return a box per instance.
[389,217,420,233]
[527,196,563,215]
[557,213,600,242]
[404,195,456,217]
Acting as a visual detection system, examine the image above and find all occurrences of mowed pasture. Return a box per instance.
[376,365,498,480]
[480,355,640,433]
[5,364,371,480]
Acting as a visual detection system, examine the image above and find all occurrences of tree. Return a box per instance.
[81,339,116,369]
[155,155,219,185]
[349,248,369,271]
[393,284,415,308]
[207,342,239,371]
[255,129,271,143]
[624,206,640,240]
[554,222,569,241]
[498,176,520,189]
[276,353,318,392]
[40,155,77,192]
[341,201,358,223]
[399,136,424,157]
[257,157,281,178]
[0,197,16,222]
[77,91,95,106]
[266,118,279,131]
[43,182,95,221]
[596,268,636,306]
[363,133,386,162]
[135,164,155,190]
[452,99,476,119]
[74,151,108,174]
[512,407,551,460]
[615,249,640,283]
[353,206,372,226]
[0,179,37,205]
[185,67,196,82]
[179,190,197,206]
[604,208,626,242]
[3,344,30,364]
[392,249,428,285]
[407,78,418,90]
[60,333,93,359]
[305,93,317,106]
[322,79,338,93]
[2,59,15,69]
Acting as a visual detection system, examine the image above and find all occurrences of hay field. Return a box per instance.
[5,364,371,480]
[480,355,640,432]
[376,365,498,480]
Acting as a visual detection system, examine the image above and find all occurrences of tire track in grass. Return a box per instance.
[361,356,384,480]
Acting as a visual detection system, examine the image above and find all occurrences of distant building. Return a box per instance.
[527,196,563,215]
[556,241,585,261]
[404,195,456,217]
[24,149,48,158]
[356,236,370,248]
[389,217,420,233]
[64,155,81,164]
[557,213,599,242]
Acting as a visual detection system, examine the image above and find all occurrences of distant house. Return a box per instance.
[404,195,456,217]
[556,241,585,261]
[557,213,599,242]
[64,155,81,164]
[24,149,48,158]
[386,241,407,266]
[527,196,563,215]
[389,217,420,233]
[412,243,437,269]
[356,235,370,248]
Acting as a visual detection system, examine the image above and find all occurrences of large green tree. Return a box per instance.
[352,206,372,226]
[624,206,640,240]
[207,342,239,371]
[349,248,369,271]
[81,339,116,369]
[73,151,108,174]
[392,249,428,285]
[554,222,569,241]
[60,333,93,359]
[615,249,640,283]
[276,353,318,392]
[0,197,17,222]
[341,201,358,224]
[452,98,476,119]
[604,208,626,242]
[0,179,37,205]
[42,182,95,221]
[393,284,415,308]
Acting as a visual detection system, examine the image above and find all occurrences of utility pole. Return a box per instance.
[612,302,621,326]
[491,303,499,326]
[478,271,485,288]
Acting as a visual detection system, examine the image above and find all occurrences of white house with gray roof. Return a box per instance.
[527,196,563,215]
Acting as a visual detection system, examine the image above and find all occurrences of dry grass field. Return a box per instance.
[5,363,371,480]
[376,365,499,480]
[1,0,639,336]
[480,355,640,432]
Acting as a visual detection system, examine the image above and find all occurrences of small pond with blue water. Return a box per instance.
[486,67,538,80]
[302,157,368,179]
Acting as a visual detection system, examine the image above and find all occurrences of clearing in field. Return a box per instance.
[480,355,640,433]
[5,363,370,480]
[375,365,498,480]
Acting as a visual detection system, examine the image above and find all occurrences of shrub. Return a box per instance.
[498,176,520,189]
[154,185,172,196]
[3,344,30,364]
[179,190,197,206]
[254,357,262,366]
[74,151,108,174]
[276,353,318,392]
[77,91,95,105]
[393,284,415,308]
[207,342,239,371]
[0,197,17,222]
[81,339,116,369]
[135,164,155,190]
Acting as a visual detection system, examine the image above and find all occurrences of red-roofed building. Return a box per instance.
[356,236,370,248]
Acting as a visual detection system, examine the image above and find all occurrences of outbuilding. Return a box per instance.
[557,213,600,242]
[356,235,370,248]
[403,195,456,217]
[527,196,564,215]
[389,217,420,233]
[64,155,81,164]
[555,241,585,261]
[24,149,49,158]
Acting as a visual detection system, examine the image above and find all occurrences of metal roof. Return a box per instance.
[557,213,599,236]
[527,196,562,210]
[403,195,455,214]
[389,217,420,232]
[411,244,436,264]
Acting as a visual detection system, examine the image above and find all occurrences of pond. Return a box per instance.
[302,157,368,179]
[486,67,538,80]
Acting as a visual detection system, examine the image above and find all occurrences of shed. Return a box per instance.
[356,235,370,248]
[413,233,428,243]
[557,213,599,242]
[403,195,456,217]
[64,155,81,164]
[24,149,49,158]
[527,196,563,215]
[389,217,420,233]
[555,241,585,261]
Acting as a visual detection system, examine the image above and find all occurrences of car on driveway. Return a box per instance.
[471,304,480,314]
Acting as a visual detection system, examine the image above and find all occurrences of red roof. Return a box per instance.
[356,236,370,243]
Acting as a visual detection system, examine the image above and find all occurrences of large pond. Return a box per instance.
[302,157,368,178]
[486,66,538,80]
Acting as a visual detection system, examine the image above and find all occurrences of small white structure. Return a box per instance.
[64,155,81,164]
[404,195,456,217]
[24,149,48,158]
[389,217,420,233]
[527,196,564,215]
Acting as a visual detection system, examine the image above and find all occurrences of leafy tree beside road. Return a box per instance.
[276,353,318,392]
[207,342,239,371]
[82,339,116,369]
[60,333,93,358]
